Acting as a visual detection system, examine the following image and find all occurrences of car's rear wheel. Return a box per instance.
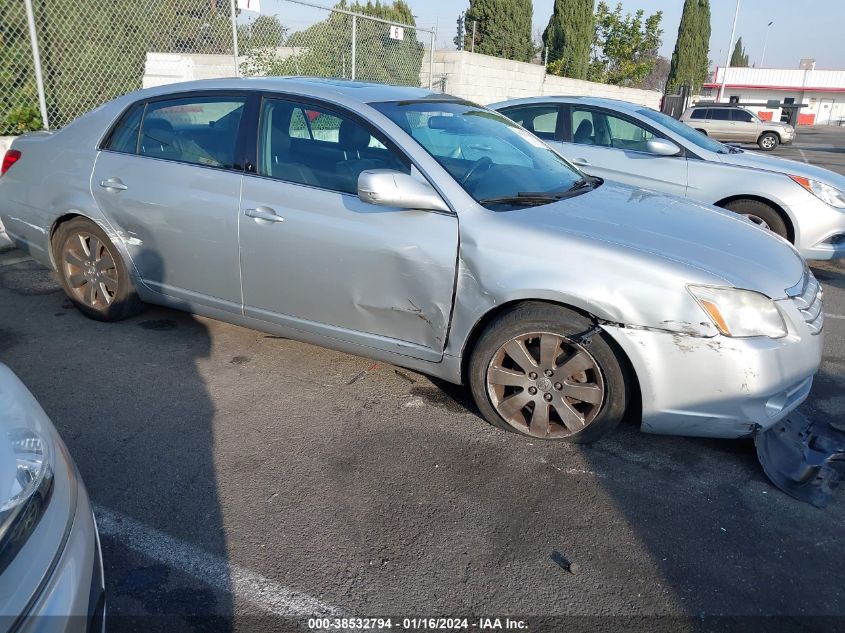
[758,132,779,151]
[723,199,789,240]
[468,302,629,444]
[695,129,708,135]
[54,218,143,321]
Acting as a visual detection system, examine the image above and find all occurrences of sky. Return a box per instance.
[258,0,845,70]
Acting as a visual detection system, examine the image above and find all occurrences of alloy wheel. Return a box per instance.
[61,231,119,310]
[761,136,776,149]
[744,214,772,231]
[486,331,605,439]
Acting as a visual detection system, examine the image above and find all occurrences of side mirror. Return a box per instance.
[357,170,450,213]
[645,138,682,156]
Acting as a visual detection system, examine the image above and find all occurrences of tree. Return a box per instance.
[641,55,671,92]
[730,36,749,67]
[543,0,593,79]
[464,0,535,62]
[244,1,424,87]
[454,11,465,50]
[587,2,663,87]
[666,0,711,94]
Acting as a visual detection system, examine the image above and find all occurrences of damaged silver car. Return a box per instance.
[0,79,825,451]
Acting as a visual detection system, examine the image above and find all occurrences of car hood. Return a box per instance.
[508,182,805,299]
[716,150,845,189]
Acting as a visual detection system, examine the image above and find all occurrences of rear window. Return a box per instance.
[709,109,731,121]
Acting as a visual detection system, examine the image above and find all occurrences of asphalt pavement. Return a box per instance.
[1,127,844,633]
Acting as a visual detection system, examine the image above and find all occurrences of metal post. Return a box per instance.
[351,15,357,81]
[229,0,240,77]
[23,0,49,130]
[543,46,549,69]
[471,20,476,54]
[719,0,740,103]
[429,29,435,89]
[760,21,773,68]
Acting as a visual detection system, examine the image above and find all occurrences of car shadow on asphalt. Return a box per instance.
[810,261,845,291]
[0,249,235,632]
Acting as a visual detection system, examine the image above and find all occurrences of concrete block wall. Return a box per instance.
[422,50,661,109]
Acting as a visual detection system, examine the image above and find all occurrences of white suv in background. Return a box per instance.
[679,104,795,150]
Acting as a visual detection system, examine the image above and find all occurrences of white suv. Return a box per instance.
[680,105,795,150]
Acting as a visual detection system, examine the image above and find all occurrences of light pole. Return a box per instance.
[719,0,741,103]
[760,21,774,68]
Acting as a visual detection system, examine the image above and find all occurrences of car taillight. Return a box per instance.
[1,150,21,176]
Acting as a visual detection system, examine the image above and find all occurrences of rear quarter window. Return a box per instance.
[689,109,708,120]
[103,103,144,153]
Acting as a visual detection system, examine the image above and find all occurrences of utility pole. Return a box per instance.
[229,0,240,77]
[760,21,774,68]
[471,20,477,54]
[719,0,740,103]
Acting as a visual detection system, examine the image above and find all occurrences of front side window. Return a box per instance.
[731,109,755,123]
[571,108,656,153]
[500,105,560,140]
[371,100,583,207]
[139,96,246,169]
[257,98,408,195]
[637,107,730,154]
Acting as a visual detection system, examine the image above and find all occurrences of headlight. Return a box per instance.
[0,427,54,572]
[688,285,787,338]
[789,175,845,209]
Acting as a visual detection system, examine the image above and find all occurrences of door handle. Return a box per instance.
[245,206,285,223]
[572,158,590,166]
[99,178,128,192]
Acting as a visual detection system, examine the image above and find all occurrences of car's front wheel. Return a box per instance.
[53,217,143,321]
[469,302,629,443]
[758,132,779,151]
[723,199,789,240]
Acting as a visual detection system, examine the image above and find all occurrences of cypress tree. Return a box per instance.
[666,0,711,93]
[464,0,535,62]
[543,0,593,80]
[730,36,749,67]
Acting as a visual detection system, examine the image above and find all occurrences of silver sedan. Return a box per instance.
[0,364,105,632]
[492,96,845,260]
[0,78,824,443]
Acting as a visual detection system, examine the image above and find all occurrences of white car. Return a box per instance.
[492,96,845,260]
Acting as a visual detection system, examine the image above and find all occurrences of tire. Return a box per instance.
[468,302,629,444]
[723,199,789,240]
[695,129,708,135]
[757,132,779,151]
[53,217,143,321]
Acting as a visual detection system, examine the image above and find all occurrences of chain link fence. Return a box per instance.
[2,0,435,135]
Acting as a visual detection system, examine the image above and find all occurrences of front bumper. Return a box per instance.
[14,481,105,633]
[603,300,823,438]
[789,192,845,260]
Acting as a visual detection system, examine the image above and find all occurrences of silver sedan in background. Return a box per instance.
[492,96,845,260]
[0,78,824,446]
[0,364,105,632]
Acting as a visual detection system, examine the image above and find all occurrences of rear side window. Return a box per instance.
[500,105,559,140]
[689,109,707,120]
[139,96,246,169]
[104,103,144,153]
[709,109,731,121]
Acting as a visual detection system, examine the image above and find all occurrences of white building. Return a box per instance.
[700,66,845,125]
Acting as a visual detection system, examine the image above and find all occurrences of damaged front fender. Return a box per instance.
[756,411,845,508]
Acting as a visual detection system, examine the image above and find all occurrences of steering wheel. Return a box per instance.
[460,156,493,186]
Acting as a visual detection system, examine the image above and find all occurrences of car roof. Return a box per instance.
[489,95,650,113]
[129,76,449,105]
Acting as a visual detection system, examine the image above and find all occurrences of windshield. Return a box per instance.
[636,108,731,154]
[371,100,586,207]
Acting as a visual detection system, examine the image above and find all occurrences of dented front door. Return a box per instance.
[238,176,458,360]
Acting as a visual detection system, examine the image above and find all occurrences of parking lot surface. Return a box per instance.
[1,127,844,632]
